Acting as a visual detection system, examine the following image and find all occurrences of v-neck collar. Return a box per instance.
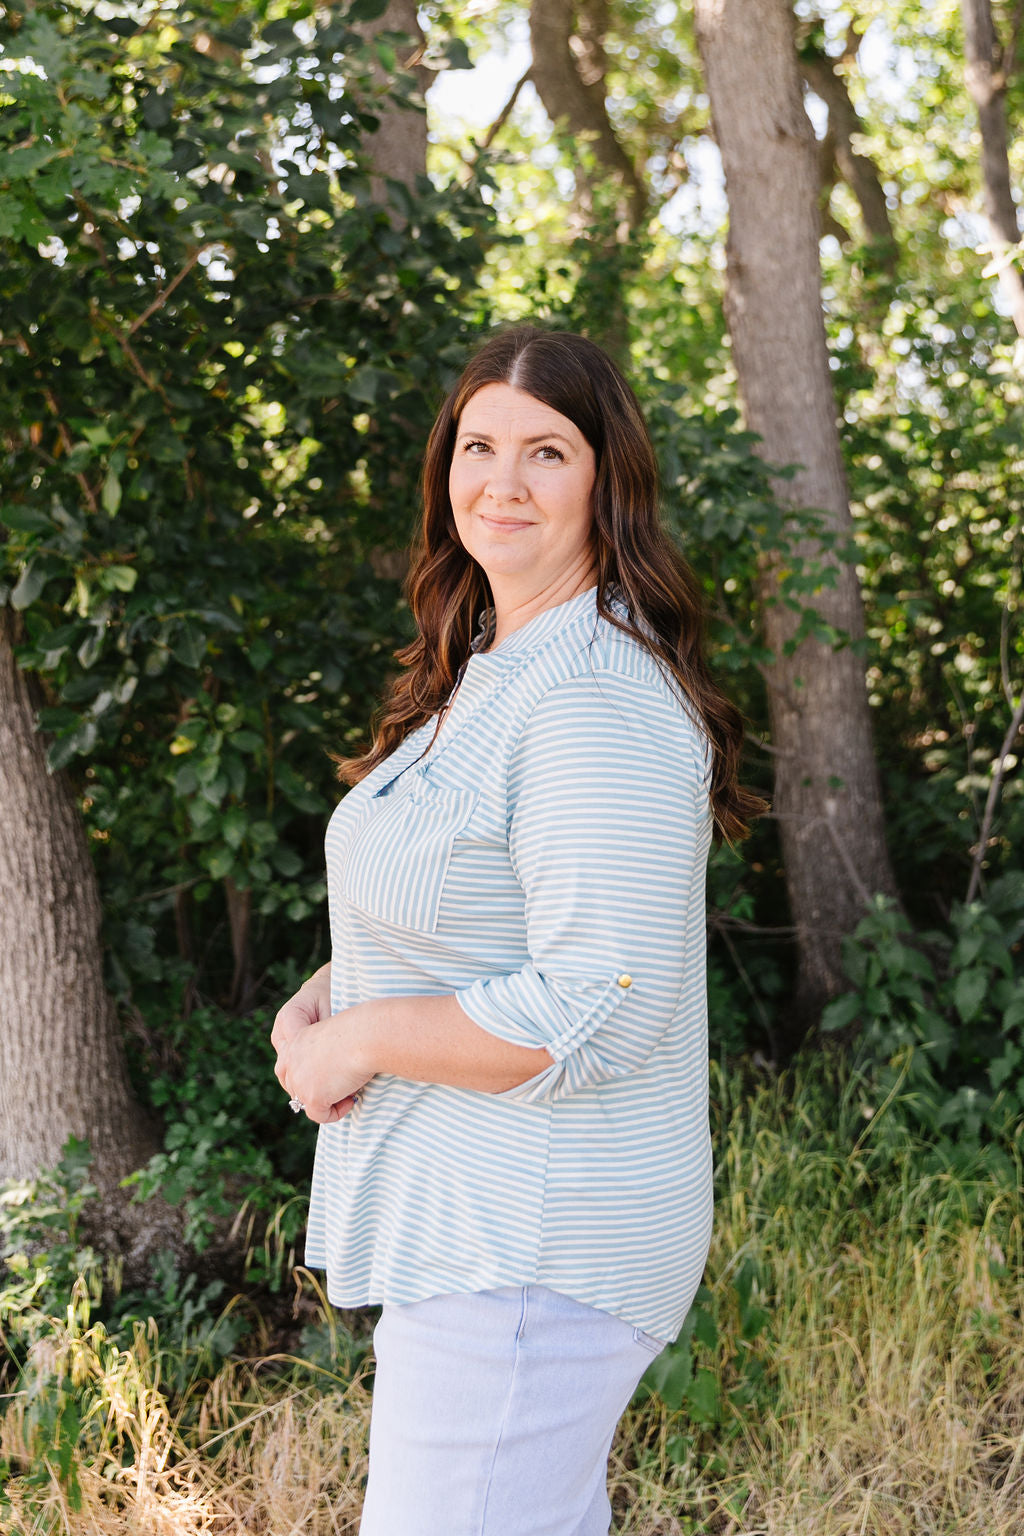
[470,585,601,660]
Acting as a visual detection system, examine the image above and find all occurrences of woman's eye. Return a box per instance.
[537,445,565,462]
[463,440,490,454]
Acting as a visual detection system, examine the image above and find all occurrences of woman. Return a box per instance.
[272,326,763,1535]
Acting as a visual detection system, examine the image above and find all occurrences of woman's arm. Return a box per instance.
[273,994,553,1123]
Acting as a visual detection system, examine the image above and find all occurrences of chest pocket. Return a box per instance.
[344,776,479,934]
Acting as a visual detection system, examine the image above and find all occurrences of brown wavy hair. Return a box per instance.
[337,326,767,843]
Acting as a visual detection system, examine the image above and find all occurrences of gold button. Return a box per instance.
[617,973,633,989]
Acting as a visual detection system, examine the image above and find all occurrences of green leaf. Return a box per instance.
[271,845,303,877]
[223,751,247,799]
[101,564,138,592]
[199,774,228,806]
[207,847,235,879]
[221,807,247,850]
[989,1044,1022,1092]
[685,1367,720,1424]
[1,505,52,534]
[821,992,862,1033]
[740,1302,770,1341]
[1002,991,1024,1031]
[171,622,205,669]
[101,468,122,516]
[663,1433,693,1468]
[692,1302,718,1351]
[437,37,473,70]
[247,637,273,672]
[140,90,173,129]
[348,0,391,20]
[641,1344,692,1412]
[173,763,198,794]
[77,629,103,669]
[10,561,52,610]
[953,968,988,1026]
[80,425,112,448]
[46,719,98,771]
[347,366,382,405]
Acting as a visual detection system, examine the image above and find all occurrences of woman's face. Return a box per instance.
[448,383,597,597]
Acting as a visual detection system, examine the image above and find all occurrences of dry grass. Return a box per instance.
[3,1341,374,1535]
[4,1058,1023,1535]
[607,1220,1024,1535]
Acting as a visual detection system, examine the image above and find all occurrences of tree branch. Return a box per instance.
[966,688,1024,902]
[799,50,896,264]
[960,0,1024,338]
[527,0,646,225]
[127,244,210,336]
[479,65,533,152]
[1001,0,1024,79]
[41,386,100,515]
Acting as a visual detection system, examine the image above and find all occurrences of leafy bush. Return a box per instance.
[0,1138,253,1512]
[122,967,316,1259]
[821,874,1024,1146]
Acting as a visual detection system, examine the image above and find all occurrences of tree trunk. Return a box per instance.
[693,0,900,1042]
[0,608,180,1264]
[527,0,646,360]
[528,0,645,227]
[357,0,431,201]
[960,0,1024,340]
[224,875,253,1011]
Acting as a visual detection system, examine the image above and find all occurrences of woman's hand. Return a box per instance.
[272,966,363,1122]
[274,1011,372,1124]
[272,961,332,1055]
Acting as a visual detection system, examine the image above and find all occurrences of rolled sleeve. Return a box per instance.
[455,671,709,1103]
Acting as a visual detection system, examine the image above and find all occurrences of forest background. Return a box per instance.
[1,0,1023,1531]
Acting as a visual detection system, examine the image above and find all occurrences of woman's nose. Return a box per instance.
[484,455,528,503]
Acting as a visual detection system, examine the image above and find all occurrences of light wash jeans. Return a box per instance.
[358,1284,665,1536]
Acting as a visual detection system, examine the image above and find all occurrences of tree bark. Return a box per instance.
[224,875,253,1011]
[694,0,900,1041]
[0,608,180,1264]
[357,0,431,201]
[960,0,1024,340]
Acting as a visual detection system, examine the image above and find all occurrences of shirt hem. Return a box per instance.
[304,1256,699,1343]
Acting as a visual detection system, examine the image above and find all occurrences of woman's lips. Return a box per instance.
[479,514,534,531]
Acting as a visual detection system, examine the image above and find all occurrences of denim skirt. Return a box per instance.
[358,1284,665,1536]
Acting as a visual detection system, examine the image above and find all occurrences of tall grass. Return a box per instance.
[3,1054,1022,1535]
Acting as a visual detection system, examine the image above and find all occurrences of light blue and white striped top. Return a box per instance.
[305,585,714,1341]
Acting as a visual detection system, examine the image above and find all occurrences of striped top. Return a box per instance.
[305,585,715,1341]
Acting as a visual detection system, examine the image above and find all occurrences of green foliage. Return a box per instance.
[0,0,496,1001]
[0,1137,250,1511]
[825,273,1024,912]
[821,876,1024,1146]
[124,981,312,1255]
[0,1138,99,1327]
[638,1258,772,1471]
[0,1140,248,1362]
